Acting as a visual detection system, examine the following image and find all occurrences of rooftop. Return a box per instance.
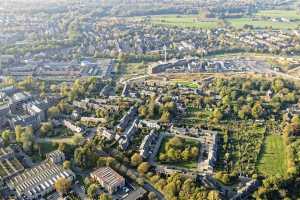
[91,167,125,188]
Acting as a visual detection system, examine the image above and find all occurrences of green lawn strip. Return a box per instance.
[176,81,199,89]
[257,135,288,177]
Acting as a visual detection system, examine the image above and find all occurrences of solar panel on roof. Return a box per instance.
[40,183,46,190]
[44,181,50,188]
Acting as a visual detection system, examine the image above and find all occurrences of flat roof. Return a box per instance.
[91,167,124,188]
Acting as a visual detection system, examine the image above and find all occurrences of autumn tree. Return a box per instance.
[15,125,23,143]
[251,102,263,119]
[54,177,71,195]
[160,111,170,123]
[63,160,71,169]
[137,162,150,175]
[99,193,112,200]
[131,153,142,167]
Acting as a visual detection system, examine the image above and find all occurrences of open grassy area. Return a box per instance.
[139,10,300,30]
[120,62,147,80]
[176,81,199,89]
[125,9,300,30]
[257,135,288,177]
[175,160,198,169]
[256,10,300,20]
[32,141,58,162]
[149,15,221,29]
[227,17,300,29]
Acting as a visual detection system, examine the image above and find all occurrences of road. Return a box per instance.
[119,74,149,85]
[73,183,87,200]
[144,183,165,200]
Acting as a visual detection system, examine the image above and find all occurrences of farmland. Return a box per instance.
[141,10,300,30]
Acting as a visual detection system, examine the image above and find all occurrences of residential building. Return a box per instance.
[63,120,82,133]
[139,130,158,159]
[117,107,138,130]
[45,150,65,164]
[97,127,115,140]
[117,118,139,150]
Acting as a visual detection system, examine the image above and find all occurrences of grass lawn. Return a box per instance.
[121,62,147,80]
[257,135,288,177]
[32,141,58,162]
[176,81,199,89]
[149,15,220,29]
[39,141,57,154]
[175,161,198,169]
[227,17,300,29]
[256,10,300,20]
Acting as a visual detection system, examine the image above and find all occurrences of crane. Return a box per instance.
[150,44,171,63]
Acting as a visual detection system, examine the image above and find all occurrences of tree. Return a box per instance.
[63,160,71,169]
[137,162,150,175]
[207,190,221,200]
[58,143,66,153]
[87,183,99,199]
[74,143,98,169]
[137,177,145,186]
[238,105,250,119]
[15,125,23,143]
[131,153,142,167]
[1,130,10,146]
[251,102,263,119]
[190,147,199,158]
[272,78,285,93]
[99,193,112,200]
[166,137,183,150]
[181,149,190,161]
[160,111,171,123]
[148,192,157,200]
[54,177,71,195]
[48,106,60,119]
[212,109,223,123]
[40,122,53,137]
[20,127,34,152]
[138,105,148,118]
[73,134,84,145]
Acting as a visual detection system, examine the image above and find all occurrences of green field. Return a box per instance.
[141,10,300,30]
[227,17,300,29]
[176,81,199,89]
[257,135,288,177]
[149,15,220,29]
[256,10,300,20]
